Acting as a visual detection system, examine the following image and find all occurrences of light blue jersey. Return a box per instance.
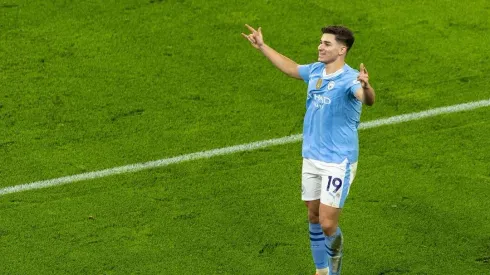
[298,63,362,163]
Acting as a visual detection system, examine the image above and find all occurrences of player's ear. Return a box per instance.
[339,46,347,56]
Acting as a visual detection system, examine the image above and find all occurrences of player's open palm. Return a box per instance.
[241,24,264,49]
[357,63,369,88]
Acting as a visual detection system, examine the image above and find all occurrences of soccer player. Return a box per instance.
[242,24,375,275]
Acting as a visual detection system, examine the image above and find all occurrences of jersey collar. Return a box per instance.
[322,66,344,80]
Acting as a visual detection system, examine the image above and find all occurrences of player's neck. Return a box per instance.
[323,60,345,74]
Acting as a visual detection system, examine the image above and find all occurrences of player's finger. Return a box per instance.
[246,34,257,44]
[241,32,252,41]
[258,26,262,34]
[360,63,365,73]
[362,63,368,74]
[245,24,256,33]
[242,33,253,43]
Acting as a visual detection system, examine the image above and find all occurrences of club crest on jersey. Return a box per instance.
[327,81,335,90]
[316,78,322,89]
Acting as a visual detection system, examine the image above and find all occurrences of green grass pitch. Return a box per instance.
[1,0,490,274]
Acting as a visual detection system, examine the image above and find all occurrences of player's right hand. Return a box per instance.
[241,24,264,49]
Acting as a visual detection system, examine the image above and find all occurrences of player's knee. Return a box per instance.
[320,220,338,236]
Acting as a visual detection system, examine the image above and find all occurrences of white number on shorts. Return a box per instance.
[326,176,343,193]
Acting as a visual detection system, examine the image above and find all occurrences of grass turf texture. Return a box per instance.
[1,0,490,274]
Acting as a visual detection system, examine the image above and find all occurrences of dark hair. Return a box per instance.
[321,25,355,52]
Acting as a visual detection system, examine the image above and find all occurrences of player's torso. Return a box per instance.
[305,67,358,119]
[301,63,362,163]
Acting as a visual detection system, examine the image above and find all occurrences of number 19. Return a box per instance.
[326,176,343,193]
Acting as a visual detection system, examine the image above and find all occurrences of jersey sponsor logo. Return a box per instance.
[312,94,331,109]
[327,81,335,90]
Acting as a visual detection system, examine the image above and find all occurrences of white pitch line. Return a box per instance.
[1,99,490,196]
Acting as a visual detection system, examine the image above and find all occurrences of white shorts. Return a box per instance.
[301,158,358,208]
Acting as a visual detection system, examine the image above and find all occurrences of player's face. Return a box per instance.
[318,33,346,64]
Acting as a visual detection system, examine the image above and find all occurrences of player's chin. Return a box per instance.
[318,55,329,63]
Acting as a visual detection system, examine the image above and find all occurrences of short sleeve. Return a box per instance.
[298,64,313,82]
[349,78,362,97]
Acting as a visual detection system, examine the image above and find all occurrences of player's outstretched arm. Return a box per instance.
[242,24,302,80]
[355,63,375,106]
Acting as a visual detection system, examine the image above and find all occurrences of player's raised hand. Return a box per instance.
[241,24,264,49]
[357,63,369,88]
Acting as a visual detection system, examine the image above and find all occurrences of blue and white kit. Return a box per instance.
[298,63,362,208]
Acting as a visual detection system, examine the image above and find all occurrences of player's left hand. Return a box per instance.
[357,63,369,88]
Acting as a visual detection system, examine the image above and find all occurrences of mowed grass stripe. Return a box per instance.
[1,98,489,196]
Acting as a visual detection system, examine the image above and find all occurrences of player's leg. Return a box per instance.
[305,200,329,275]
[318,160,357,275]
[302,159,329,275]
[319,204,343,275]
